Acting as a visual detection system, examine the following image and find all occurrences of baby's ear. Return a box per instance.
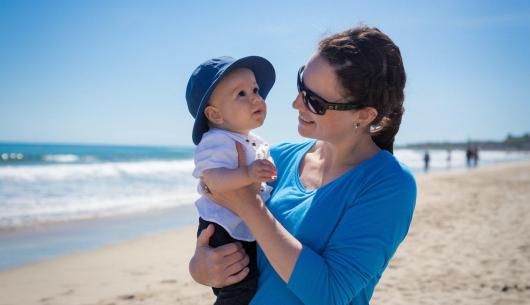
[204,105,223,125]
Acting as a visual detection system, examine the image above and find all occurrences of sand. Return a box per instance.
[372,162,530,305]
[1,161,529,305]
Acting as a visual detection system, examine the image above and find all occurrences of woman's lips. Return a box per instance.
[298,115,314,125]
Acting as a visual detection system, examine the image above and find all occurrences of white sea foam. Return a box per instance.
[42,154,80,163]
[0,191,199,228]
[0,159,195,182]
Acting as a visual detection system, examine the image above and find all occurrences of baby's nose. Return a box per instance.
[251,95,264,104]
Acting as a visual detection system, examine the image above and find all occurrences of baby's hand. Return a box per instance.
[247,159,277,183]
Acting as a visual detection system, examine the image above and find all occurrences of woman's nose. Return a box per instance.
[292,92,304,110]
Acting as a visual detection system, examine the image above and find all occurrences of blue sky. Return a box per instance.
[1,0,529,146]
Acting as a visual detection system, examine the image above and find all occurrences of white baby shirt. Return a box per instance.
[193,128,273,241]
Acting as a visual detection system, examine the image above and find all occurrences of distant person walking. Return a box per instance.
[424,151,430,172]
[446,148,452,169]
[472,146,479,167]
[466,146,473,168]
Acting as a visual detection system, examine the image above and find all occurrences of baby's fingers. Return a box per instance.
[256,169,276,180]
[261,159,276,170]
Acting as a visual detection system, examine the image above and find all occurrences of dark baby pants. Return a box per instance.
[197,218,258,305]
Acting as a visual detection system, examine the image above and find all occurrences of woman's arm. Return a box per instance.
[286,187,415,305]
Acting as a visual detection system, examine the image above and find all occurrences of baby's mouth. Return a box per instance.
[253,108,265,115]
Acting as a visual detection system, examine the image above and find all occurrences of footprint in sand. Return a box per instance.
[39,296,54,303]
[119,294,136,300]
[60,289,75,296]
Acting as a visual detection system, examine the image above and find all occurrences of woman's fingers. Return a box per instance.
[223,267,250,287]
[214,241,244,257]
[210,242,249,288]
[196,224,215,247]
[224,254,250,277]
[224,248,249,275]
[236,141,246,167]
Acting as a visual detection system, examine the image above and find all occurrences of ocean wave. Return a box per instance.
[42,154,80,163]
[0,159,195,182]
[0,191,199,229]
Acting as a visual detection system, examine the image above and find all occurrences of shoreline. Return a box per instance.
[0,204,198,271]
[1,160,529,305]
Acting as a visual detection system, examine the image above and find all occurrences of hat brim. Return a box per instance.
[192,56,275,145]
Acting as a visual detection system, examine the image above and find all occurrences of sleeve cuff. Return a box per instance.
[287,245,324,301]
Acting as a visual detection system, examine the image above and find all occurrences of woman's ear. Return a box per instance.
[355,107,378,128]
[204,105,223,125]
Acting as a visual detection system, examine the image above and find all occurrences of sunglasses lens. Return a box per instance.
[298,66,326,115]
[307,95,325,115]
[306,97,318,114]
[300,92,325,115]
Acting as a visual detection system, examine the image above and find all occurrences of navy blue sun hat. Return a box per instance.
[186,56,275,145]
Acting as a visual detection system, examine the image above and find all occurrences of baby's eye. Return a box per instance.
[253,87,260,94]
[238,90,246,97]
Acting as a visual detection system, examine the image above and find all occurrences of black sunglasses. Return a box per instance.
[297,66,362,115]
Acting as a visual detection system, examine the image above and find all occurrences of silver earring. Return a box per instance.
[355,122,361,129]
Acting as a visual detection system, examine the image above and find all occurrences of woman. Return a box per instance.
[189,26,417,305]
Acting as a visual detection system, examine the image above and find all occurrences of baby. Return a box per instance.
[185,56,277,305]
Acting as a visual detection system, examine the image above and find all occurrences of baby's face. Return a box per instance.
[207,68,267,134]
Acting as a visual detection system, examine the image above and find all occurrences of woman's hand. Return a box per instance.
[189,224,250,288]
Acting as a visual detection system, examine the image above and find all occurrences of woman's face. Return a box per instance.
[293,54,358,142]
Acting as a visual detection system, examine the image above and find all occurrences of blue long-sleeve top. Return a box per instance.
[250,141,417,305]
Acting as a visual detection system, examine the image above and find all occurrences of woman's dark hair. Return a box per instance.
[318,26,406,154]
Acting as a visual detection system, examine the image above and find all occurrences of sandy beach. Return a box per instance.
[1,161,529,305]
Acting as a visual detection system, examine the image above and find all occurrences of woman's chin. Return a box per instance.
[298,124,314,138]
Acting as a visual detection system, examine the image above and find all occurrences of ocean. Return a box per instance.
[0,143,198,229]
[1,142,529,270]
